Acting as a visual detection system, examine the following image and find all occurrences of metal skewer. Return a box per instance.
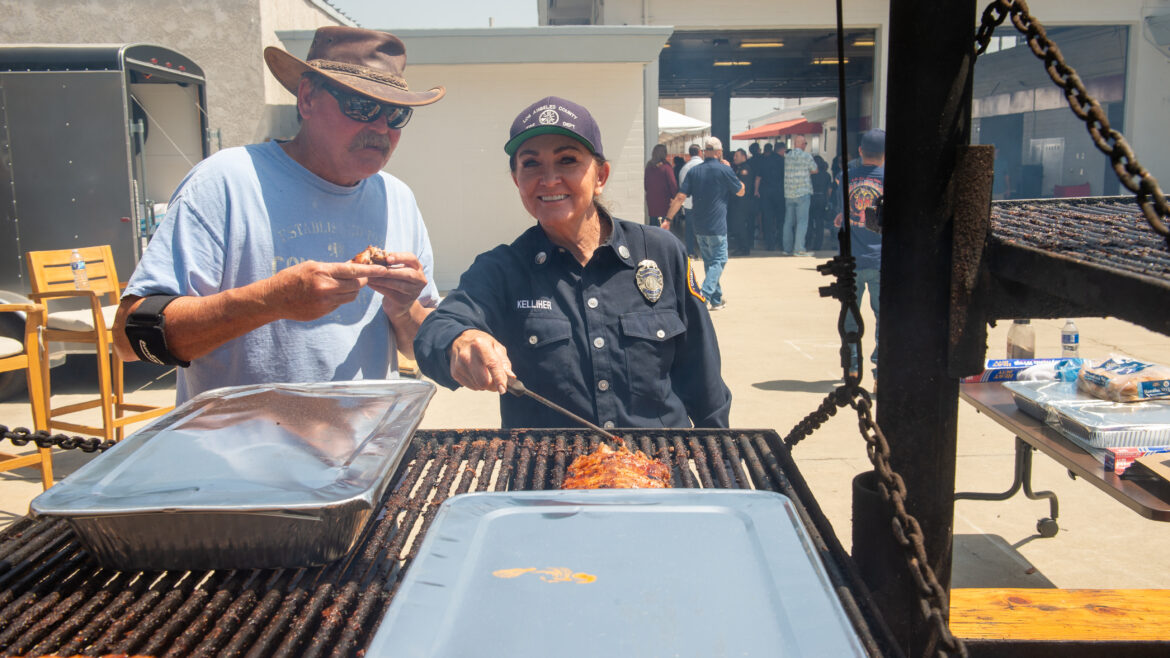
[506,378,620,443]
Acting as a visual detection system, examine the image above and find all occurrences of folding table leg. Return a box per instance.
[956,436,1060,537]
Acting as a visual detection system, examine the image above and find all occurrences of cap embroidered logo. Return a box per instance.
[539,109,559,125]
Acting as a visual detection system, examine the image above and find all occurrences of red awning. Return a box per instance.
[733,119,823,141]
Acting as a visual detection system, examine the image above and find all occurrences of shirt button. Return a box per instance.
[528,335,538,345]
[603,421,615,429]
[535,251,547,265]
[593,337,605,349]
[656,329,666,338]
[597,379,610,391]
[618,245,630,259]
[587,297,599,308]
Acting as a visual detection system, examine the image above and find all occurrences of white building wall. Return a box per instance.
[385,62,648,290]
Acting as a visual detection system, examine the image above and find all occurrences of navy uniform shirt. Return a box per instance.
[414,215,731,429]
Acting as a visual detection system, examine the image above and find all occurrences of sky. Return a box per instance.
[331,0,538,29]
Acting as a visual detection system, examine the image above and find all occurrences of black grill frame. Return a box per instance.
[0,429,897,657]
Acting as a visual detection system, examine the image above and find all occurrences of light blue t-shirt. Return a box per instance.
[124,141,441,404]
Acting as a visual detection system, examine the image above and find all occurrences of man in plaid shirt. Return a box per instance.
[781,134,819,256]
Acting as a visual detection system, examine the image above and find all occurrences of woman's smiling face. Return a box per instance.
[511,134,609,230]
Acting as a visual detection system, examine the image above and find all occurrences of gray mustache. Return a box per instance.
[351,133,391,151]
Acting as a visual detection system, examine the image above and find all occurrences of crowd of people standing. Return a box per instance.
[648,135,842,258]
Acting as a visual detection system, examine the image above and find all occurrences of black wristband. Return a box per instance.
[124,295,190,367]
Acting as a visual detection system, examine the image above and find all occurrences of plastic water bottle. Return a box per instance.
[1006,319,1034,359]
[70,249,89,289]
[1062,319,1080,358]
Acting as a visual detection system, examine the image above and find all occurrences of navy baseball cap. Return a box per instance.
[504,96,604,159]
[860,129,886,155]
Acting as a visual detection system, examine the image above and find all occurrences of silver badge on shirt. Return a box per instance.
[635,259,664,303]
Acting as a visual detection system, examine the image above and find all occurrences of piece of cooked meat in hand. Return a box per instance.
[561,442,671,489]
[351,245,392,265]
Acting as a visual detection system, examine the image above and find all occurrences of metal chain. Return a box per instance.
[975,0,1170,242]
[850,392,968,658]
[783,247,966,656]
[0,426,116,453]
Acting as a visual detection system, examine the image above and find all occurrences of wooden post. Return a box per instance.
[852,0,976,653]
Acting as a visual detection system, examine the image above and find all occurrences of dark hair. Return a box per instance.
[688,144,701,156]
[763,143,774,154]
[748,142,761,155]
[646,144,668,173]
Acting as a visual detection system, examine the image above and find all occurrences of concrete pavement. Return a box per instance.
[1,251,1167,590]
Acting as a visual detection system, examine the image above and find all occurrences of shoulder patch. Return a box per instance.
[686,257,706,303]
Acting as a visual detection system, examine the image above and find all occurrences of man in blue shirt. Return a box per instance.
[664,136,745,310]
[835,129,885,379]
[111,27,444,403]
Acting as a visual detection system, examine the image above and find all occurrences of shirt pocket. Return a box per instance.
[519,314,578,399]
[620,310,685,406]
[521,314,572,349]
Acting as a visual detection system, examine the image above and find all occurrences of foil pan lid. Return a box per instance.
[32,379,434,516]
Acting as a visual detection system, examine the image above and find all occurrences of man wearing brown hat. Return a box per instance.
[113,27,445,404]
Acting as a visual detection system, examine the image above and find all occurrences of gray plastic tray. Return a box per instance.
[368,489,866,658]
[31,379,434,571]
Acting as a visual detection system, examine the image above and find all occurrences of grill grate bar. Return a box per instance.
[244,578,309,658]
[56,573,154,655]
[29,571,129,656]
[111,571,191,650]
[0,429,885,657]
[0,551,93,653]
[161,572,243,658]
[0,540,84,620]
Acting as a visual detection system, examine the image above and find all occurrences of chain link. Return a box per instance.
[0,426,116,453]
[975,0,1170,242]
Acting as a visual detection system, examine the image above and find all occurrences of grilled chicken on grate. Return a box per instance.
[561,443,671,489]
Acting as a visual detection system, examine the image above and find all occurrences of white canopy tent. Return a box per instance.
[657,107,710,153]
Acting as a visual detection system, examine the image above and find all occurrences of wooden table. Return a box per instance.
[958,382,1170,526]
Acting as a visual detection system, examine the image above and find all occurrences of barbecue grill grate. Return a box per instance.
[991,197,1170,281]
[0,429,894,657]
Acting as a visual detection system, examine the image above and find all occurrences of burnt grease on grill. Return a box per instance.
[991,197,1170,279]
[0,429,894,657]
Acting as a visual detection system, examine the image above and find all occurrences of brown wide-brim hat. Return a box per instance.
[264,26,444,107]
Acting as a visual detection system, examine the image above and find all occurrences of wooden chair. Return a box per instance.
[0,302,53,489]
[24,245,172,442]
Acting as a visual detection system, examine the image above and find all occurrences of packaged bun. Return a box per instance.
[1078,356,1170,402]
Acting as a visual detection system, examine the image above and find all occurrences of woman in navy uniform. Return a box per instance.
[414,96,731,429]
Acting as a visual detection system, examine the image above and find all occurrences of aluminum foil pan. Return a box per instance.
[1005,380,1170,448]
[31,379,434,571]
[1004,380,1099,421]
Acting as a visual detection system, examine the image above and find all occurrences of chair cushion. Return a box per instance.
[46,305,119,332]
[0,336,23,358]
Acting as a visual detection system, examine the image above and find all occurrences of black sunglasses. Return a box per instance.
[322,85,413,129]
